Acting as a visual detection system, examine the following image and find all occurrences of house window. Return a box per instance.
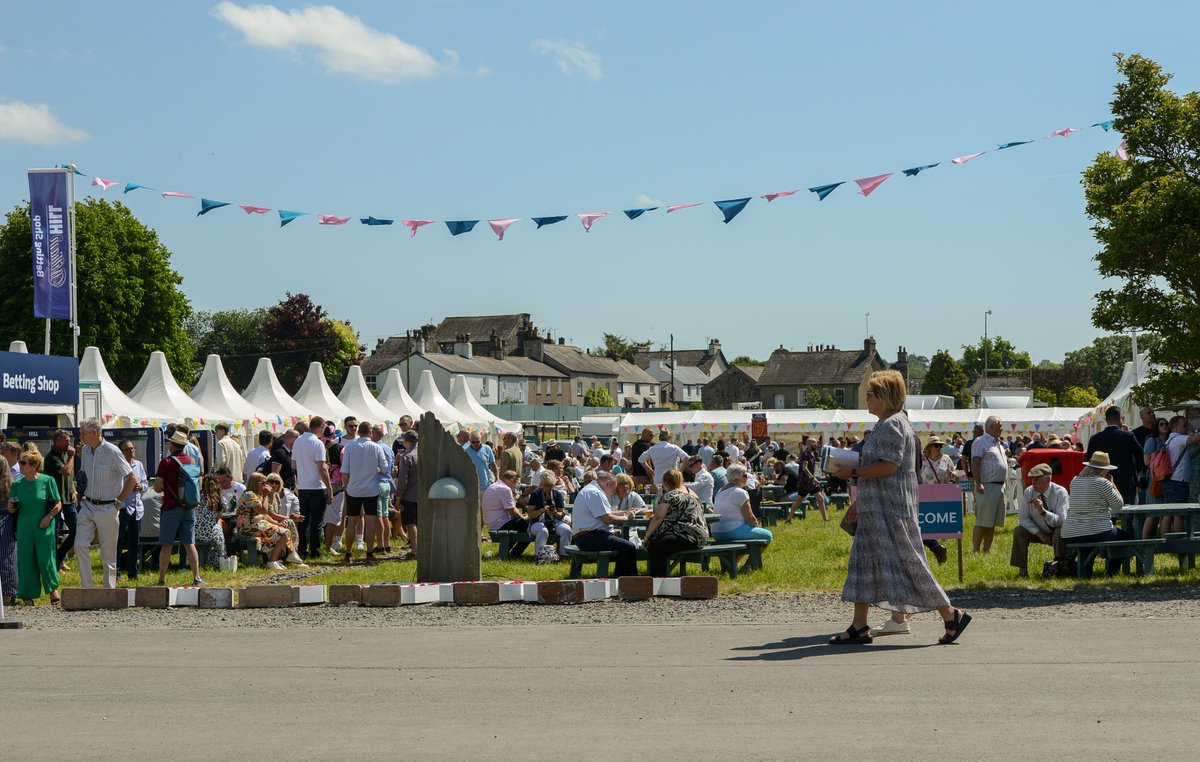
[796,388,807,407]
[577,381,583,397]
[481,378,490,398]
[773,394,784,409]
[834,388,845,406]
[558,379,563,395]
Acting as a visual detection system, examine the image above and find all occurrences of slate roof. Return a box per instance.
[500,356,566,379]
[433,313,529,348]
[420,352,562,378]
[735,364,765,381]
[660,362,712,387]
[361,336,411,375]
[757,348,884,386]
[634,348,724,375]
[540,343,621,376]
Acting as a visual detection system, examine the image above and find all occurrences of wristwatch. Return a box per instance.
[850,468,858,479]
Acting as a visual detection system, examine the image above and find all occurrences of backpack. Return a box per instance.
[1148,438,1187,497]
[256,457,275,476]
[171,455,202,507]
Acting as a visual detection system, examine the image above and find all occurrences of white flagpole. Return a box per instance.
[69,165,79,358]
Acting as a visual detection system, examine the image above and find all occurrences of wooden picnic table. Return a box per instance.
[1112,503,1200,570]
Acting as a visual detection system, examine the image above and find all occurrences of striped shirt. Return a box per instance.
[80,439,133,502]
[1061,475,1123,539]
[972,433,1008,483]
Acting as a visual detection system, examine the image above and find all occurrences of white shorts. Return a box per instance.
[323,492,345,528]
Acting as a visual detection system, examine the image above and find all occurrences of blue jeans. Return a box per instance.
[118,510,141,578]
[574,530,638,577]
[1069,526,1133,574]
[55,502,77,567]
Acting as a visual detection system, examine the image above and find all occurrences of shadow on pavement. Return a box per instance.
[727,634,939,661]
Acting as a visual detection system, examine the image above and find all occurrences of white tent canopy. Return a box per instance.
[189,354,261,422]
[293,362,357,422]
[448,375,522,434]
[412,369,474,429]
[79,346,172,425]
[129,351,221,423]
[376,369,423,421]
[338,365,400,423]
[241,358,311,420]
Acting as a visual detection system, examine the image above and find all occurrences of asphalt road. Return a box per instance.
[1,616,1193,760]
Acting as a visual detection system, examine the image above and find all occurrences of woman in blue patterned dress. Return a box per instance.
[825,370,972,645]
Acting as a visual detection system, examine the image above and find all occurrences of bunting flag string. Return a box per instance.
[70,117,1120,241]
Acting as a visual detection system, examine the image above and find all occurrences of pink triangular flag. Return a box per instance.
[488,218,519,241]
[951,151,986,165]
[91,177,120,191]
[240,205,271,214]
[1048,128,1081,138]
[577,212,608,232]
[761,190,798,202]
[318,215,350,225]
[162,191,193,198]
[1115,139,1129,161]
[854,173,893,197]
[666,202,702,213]
[403,219,435,237]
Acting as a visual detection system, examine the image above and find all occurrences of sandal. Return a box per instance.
[938,609,973,644]
[829,624,873,645]
[50,594,61,606]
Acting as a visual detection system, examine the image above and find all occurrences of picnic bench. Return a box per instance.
[737,538,770,572]
[759,504,786,527]
[1065,538,1162,577]
[668,542,747,579]
[1161,533,1200,570]
[488,529,536,560]
[564,545,617,578]
[827,493,850,511]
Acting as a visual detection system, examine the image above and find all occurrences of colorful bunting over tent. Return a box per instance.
[997,141,1032,149]
[162,191,193,199]
[445,220,479,236]
[623,207,656,220]
[124,183,153,193]
[278,210,307,227]
[713,197,750,223]
[578,212,608,232]
[488,218,518,240]
[1116,140,1130,161]
[532,215,566,228]
[198,199,230,216]
[241,205,270,214]
[360,216,393,225]
[762,190,798,202]
[318,215,350,225]
[902,163,938,176]
[854,173,892,197]
[91,177,120,190]
[403,219,435,237]
[1049,128,1081,138]
[809,182,844,201]
[951,151,986,165]
[666,202,702,213]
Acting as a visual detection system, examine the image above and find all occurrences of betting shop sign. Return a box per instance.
[0,351,79,406]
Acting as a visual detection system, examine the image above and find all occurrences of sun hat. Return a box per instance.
[1083,451,1118,471]
[923,436,946,451]
[167,431,189,446]
[1028,463,1053,478]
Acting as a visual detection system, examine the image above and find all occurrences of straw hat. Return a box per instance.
[923,436,946,452]
[1083,451,1118,471]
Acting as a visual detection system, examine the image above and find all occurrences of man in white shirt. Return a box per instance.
[685,456,715,504]
[570,472,638,576]
[213,423,245,481]
[215,468,246,513]
[971,415,1009,553]
[243,430,273,482]
[638,431,688,486]
[1010,463,1069,577]
[724,440,742,461]
[292,416,333,560]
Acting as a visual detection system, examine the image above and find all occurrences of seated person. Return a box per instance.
[1061,453,1129,575]
[600,453,624,476]
[1010,463,1069,577]
[237,472,305,570]
[643,469,710,578]
[570,471,639,577]
[196,473,229,570]
[483,470,533,557]
[264,472,304,551]
[609,473,646,513]
[215,467,246,513]
[524,471,572,561]
[711,464,773,543]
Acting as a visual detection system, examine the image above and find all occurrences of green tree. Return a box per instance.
[802,387,843,410]
[959,336,1031,377]
[260,293,361,393]
[583,387,616,407]
[326,319,365,387]
[184,308,268,389]
[1061,385,1102,408]
[592,332,650,361]
[1083,54,1200,406]
[1030,365,1093,406]
[0,198,195,388]
[1063,333,1162,398]
[907,353,931,378]
[731,355,764,366]
[922,350,972,408]
[1033,387,1057,406]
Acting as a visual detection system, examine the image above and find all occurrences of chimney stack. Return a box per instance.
[453,332,473,359]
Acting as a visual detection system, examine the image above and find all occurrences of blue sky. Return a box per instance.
[2,1,1196,368]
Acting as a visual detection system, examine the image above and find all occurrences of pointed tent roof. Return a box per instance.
[412,369,473,428]
[189,354,260,422]
[241,358,311,420]
[8,341,28,352]
[447,375,521,434]
[338,365,400,423]
[293,361,357,422]
[376,369,423,420]
[79,346,172,424]
[129,351,221,423]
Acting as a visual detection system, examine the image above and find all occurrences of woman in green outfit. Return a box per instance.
[9,450,62,605]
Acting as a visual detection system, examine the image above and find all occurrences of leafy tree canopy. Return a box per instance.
[922,350,972,408]
[959,336,1031,377]
[184,308,267,390]
[583,387,616,407]
[1063,333,1161,398]
[592,332,650,361]
[260,293,362,393]
[802,387,843,410]
[731,355,765,366]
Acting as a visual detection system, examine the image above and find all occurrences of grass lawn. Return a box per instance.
[24,510,1200,604]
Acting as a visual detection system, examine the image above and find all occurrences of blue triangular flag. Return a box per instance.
[623,207,658,220]
[808,182,844,201]
[124,182,155,193]
[713,198,751,224]
[997,141,1033,150]
[59,164,86,176]
[532,215,567,228]
[1094,120,1114,131]
[360,216,394,226]
[197,199,230,216]
[445,220,479,236]
[902,163,939,177]
[278,210,307,227]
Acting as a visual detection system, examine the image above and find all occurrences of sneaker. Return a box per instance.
[286,551,305,565]
[331,540,345,554]
[192,578,205,586]
[354,540,366,552]
[266,561,286,570]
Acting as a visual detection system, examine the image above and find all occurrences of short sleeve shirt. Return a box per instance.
[81,439,133,502]
[293,433,327,490]
[270,445,295,490]
[12,473,60,517]
[156,453,197,511]
[571,481,612,534]
[481,481,516,531]
[341,438,385,498]
[463,443,497,490]
[43,448,75,503]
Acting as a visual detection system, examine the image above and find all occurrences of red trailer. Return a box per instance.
[1019,449,1087,493]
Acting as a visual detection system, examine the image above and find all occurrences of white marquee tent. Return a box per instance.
[448,375,522,434]
[189,354,261,423]
[129,351,221,423]
[241,358,311,421]
[376,369,423,421]
[79,346,171,425]
[293,362,357,422]
[338,365,401,424]
[412,369,474,429]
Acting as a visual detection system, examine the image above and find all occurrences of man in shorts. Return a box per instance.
[154,431,203,586]
[339,421,386,562]
[971,415,1009,553]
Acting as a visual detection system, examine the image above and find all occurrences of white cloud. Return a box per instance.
[633,193,663,207]
[213,2,462,84]
[531,39,603,80]
[0,101,88,146]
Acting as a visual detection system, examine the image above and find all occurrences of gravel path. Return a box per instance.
[6,586,1200,631]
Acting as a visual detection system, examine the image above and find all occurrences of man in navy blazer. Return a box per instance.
[1085,406,1143,505]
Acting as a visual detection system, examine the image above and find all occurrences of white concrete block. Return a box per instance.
[438,583,456,603]
[172,587,199,607]
[522,581,540,603]
[498,581,528,603]
[580,579,612,601]
[654,578,681,597]
[296,585,326,605]
[400,583,442,605]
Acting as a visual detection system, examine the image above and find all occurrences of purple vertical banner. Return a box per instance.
[28,171,72,319]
